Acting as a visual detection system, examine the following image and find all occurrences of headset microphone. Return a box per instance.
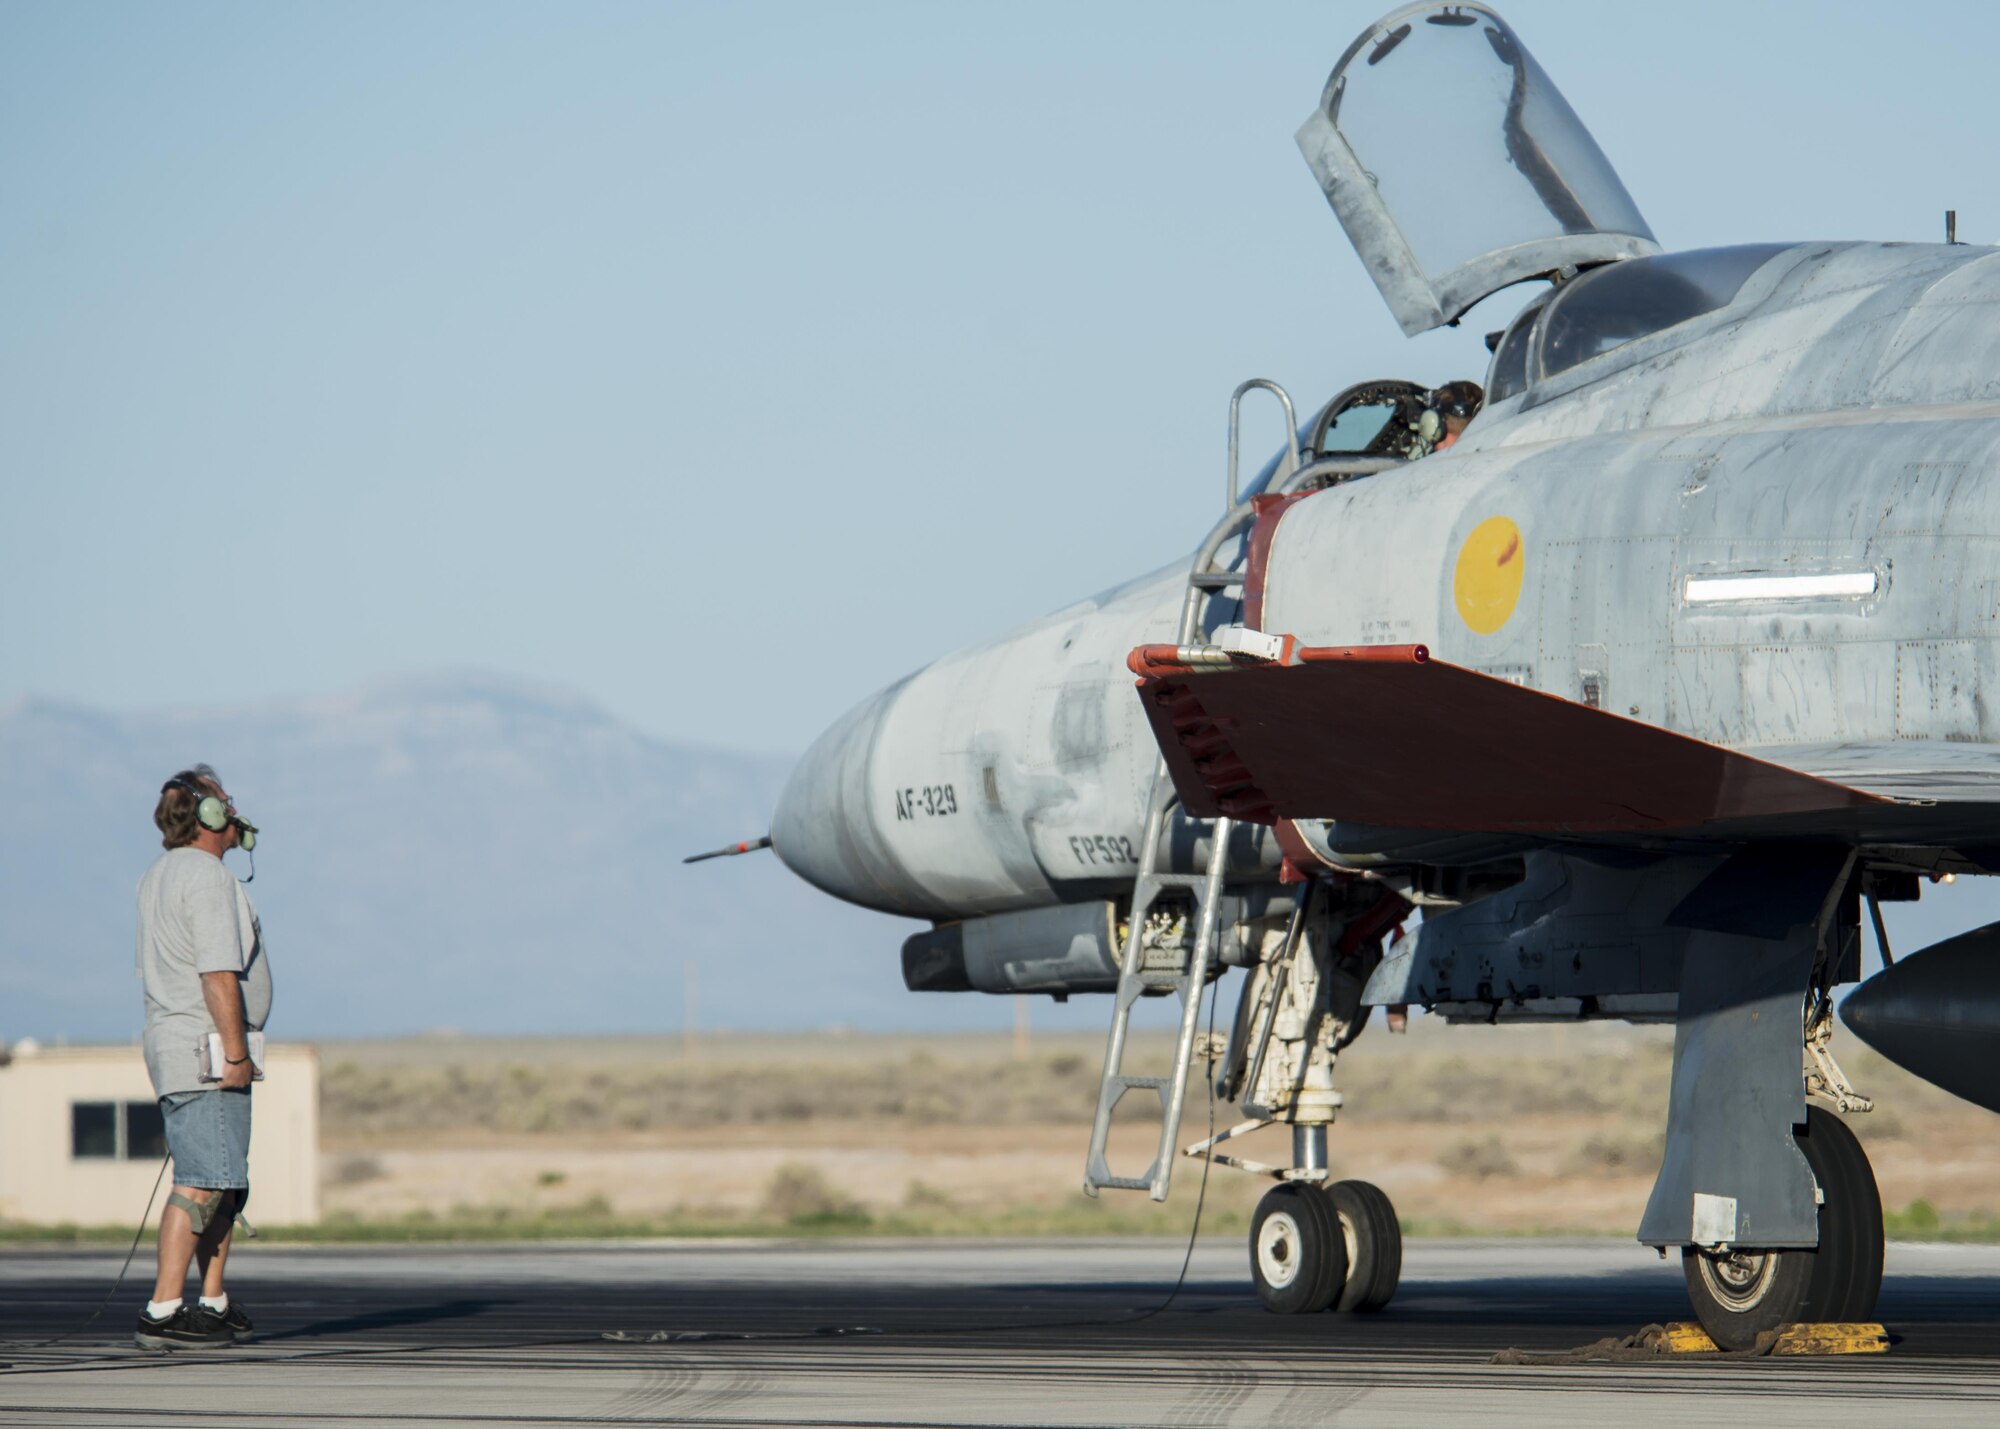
[161,774,260,877]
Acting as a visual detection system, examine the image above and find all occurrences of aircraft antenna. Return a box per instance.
[683,835,772,864]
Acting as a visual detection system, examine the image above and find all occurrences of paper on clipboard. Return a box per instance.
[196,1030,266,1083]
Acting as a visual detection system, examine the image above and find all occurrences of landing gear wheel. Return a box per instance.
[1681,1241,1815,1351]
[1322,1179,1402,1313]
[1795,1105,1884,1324]
[1250,1183,1347,1314]
[1680,1105,1884,1350]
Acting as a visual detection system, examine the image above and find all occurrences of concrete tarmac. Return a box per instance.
[3,1238,1999,1426]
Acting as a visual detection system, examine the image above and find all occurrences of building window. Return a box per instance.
[71,1101,166,1161]
[125,1101,167,1159]
[71,1102,118,1158]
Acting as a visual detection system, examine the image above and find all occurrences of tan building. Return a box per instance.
[0,1042,319,1227]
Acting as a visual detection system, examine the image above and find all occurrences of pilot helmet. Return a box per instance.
[1431,380,1485,424]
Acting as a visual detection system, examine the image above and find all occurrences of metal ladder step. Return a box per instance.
[1095,1176,1155,1193]
[1082,812,1234,1202]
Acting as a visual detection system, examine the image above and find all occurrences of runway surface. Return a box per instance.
[3,1237,1999,1426]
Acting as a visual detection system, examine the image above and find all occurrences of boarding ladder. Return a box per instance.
[1081,381,1299,1201]
[1081,381,1412,1200]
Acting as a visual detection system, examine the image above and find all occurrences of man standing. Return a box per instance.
[133,765,269,1351]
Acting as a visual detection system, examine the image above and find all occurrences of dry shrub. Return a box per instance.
[902,1180,956,1211]
[318,1042,1117,1138]
[1559,1130,1662,1178]
[319,1029,1698,1141]
[761,1163,865,1224]
[1435,1134,1520,1180]
[328,1155,385,1186]
[1336,1034,1674,1125]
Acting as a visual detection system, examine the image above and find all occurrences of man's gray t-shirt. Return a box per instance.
[135,848,272,1097]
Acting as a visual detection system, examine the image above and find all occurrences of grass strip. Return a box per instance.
[6,1197,1989,1247]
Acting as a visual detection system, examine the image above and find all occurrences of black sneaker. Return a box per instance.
[134,1303,233,1351]
[218,1300,252,1336]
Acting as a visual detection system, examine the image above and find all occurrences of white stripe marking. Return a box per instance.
[1683,571,1877,604]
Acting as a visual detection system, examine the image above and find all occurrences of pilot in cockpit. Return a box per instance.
[1418,380,1484,455]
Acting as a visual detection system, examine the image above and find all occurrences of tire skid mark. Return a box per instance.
[1159,1354,1258,1427]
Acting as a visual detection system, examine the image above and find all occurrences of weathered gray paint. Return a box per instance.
[1638,928,1823,1248]
[1252,247,2000,829]
[961,900,1121,995]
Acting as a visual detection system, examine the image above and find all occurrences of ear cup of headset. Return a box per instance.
[195,795,231,832]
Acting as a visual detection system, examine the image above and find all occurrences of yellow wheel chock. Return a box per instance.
[1652,1321,1888,1356]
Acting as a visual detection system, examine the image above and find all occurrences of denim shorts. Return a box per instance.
[160,1088,252,1190]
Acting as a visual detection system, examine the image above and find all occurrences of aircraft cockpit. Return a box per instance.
[1485,244,1793,401]
[1237,378,1485,502]
[1307,380,1432,462]
[1306,379,1486,462]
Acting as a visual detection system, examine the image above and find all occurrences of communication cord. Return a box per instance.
[0,1156,168,1355]
[1122,970,1221,1324]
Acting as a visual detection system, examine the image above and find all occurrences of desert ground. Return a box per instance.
[305,1014,2000,1241]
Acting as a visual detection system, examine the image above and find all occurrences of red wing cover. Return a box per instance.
[1135,644,1885,834]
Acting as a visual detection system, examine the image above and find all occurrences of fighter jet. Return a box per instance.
[712,2,2000,1347]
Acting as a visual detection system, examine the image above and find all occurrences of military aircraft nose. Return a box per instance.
[771,678,933,917]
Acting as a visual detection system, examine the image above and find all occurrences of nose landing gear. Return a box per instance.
[1251,1183,1347,1314]
[1325,1178,1403,1313]
[1249,1178,1403,1316]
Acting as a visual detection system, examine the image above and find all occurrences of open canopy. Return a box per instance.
[1298,3,1659,336]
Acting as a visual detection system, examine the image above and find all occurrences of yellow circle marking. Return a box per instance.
[1453,516,1525,635]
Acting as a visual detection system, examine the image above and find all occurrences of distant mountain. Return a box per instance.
[0,672,956,1040]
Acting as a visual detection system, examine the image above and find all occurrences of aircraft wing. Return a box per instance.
[1132,643,1888,834]
[1746,741,2000,806]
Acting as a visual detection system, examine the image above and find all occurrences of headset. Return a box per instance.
[1415,380,1486,450]
[161,773,258,853]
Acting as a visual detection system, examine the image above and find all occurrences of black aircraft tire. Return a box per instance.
[1323,1180,1402,1313]
[1679,1106,1883,1349]
[1250,1184,1347,1315]
[1682,1234,1817,1351]
[1796,1106,1885,1324]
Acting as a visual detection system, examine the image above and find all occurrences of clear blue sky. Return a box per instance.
[4,1,1996,754]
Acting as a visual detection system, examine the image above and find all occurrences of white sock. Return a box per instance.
[146,1297,182,1320]
[200,1293,229,1314]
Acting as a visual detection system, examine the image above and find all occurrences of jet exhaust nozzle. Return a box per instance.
[1842,921,2000,1114]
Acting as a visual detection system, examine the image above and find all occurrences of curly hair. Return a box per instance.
[154,764,223,850]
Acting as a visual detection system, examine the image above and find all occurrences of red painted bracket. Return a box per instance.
[1133,641,1882,834]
